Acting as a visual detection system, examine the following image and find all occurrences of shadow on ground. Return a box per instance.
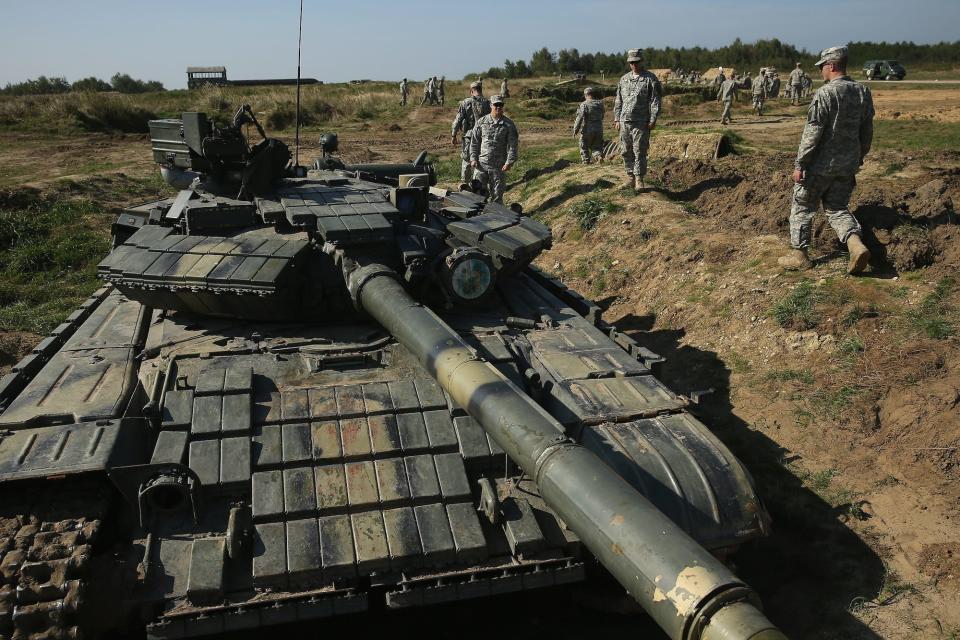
[613,311,886,640]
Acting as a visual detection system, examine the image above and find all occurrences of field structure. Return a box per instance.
[1,72,959,639]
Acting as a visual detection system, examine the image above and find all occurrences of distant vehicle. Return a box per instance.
[862,60,906,81]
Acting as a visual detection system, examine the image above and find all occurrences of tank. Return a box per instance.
[0,105,785,640]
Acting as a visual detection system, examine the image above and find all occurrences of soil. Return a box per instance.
[0,330,39,374]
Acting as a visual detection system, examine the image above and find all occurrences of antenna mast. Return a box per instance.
[295,0,303,170]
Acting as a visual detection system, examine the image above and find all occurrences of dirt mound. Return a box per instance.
[918,543,960,590]
[0,330,40,374]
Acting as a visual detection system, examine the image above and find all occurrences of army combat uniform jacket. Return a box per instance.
[613,70,662,126]
[795,76,874,176]
[470,114,519,169]
[573,99,604,134]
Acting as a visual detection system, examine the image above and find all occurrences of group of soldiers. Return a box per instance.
[719,64,814,122]
[402,76,511,109]
[401,45,875,277]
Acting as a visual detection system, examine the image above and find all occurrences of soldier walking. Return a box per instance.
[399,78,408,106]
[420,78,432,106]
[752,70,767,115]
[452,80,491,183]
[778,46,875,275]
[469,95,518,203]
[438,76,445,106]
[500,78,510,98]
[573,87,604,164]
[789,62,804,105]
[717,75,739,124]
[613,48,662,192]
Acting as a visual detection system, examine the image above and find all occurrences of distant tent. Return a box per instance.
[649,68,673,82]
[702,67,735,81]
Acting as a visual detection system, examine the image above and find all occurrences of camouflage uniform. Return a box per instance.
[500,79,509,98]
[717,78,739,124]
[573,95,604,163]
[438,78,445,106]
[751,73,767,114]
[469,107,519,203]
[399,79,408,106]
[790,75,875,249]
[789,66,804,104]
[452,92,491,182]
[420,79,432,106]
[613,69,662,179]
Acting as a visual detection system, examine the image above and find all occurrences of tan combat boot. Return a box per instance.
[634,176,646,192]
[777,248,811,270]
[846,234,871,274]
[623,174,635,188]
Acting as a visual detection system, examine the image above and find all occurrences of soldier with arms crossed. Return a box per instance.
[469,95,518,204]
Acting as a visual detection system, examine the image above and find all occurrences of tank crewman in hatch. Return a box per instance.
[613,48,662,192]
[452,80,491,184]
[573,87,604,164]
[469,94,518,204]
[778,46,875,275]
[399,78,408,106]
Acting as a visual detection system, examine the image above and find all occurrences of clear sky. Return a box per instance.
[2,0,958,88]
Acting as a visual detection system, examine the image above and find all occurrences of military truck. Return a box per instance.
[0,105,786,640]
[862,60,906,80]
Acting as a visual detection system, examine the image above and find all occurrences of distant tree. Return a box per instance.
[71,76,112,92]
[0,76,71,96]
[530,47,557,75]
[110,73,165,94]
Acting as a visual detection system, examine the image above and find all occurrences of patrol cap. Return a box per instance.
[815,45,848,68]
[470,80,482,90]
[490,94,505,105]
[626,49,643,63]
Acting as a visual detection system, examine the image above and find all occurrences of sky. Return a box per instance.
[2,0,958,89]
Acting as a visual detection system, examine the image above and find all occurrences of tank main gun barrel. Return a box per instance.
[348,263,786,640]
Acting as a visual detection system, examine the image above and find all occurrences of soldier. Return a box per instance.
[742,72,753,90]
[778,46,875,275]
[717,75,739,125]
[399,78,408,106]
[573,87,604,164]
[420,78,432,106]
[770,73,781,100]
[469,94,518,203]
[452,80,491,183]
[789,62,804,105]
[801,72,812,98]
[429,76,439,105]
[500,77,510,98]
[613,48,662,192]
[752,69,767,115]
[438,76,445,106]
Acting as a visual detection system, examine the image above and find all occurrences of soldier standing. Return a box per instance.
[752,70,767,115]
[717,75,739,125]
[429,77,439,105]
[613,48,662,192]
[399,78,408,106]
[778,46,874,275]
[742,72,753,90]
[500,78,510,98]
[452,80,491,183]
[438,76,445,106]
[801,72,812,98]
[420,78,432,106]
[789,62,804,105]
[469,95,518,203]
[573,87,604,164]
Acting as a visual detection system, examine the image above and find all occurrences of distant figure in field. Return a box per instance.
[789,62,805,105]
[778,46,875,275]
[438,76,445,106]
[717,75,739,124]
[399,78,408,106]
[500,78,510,98]
[752,70,768,115]
[573,87,604,164]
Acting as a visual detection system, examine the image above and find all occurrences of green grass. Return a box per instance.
[568,191,622,231]
[906,276,956,339]
[837,334,866,356]
[809,385,864,420]
[765,369,815,384]
[0,194,111,334]
[770,280,819,330]
[873,120,960,152]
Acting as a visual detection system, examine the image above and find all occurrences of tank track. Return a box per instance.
[0,480,111,640]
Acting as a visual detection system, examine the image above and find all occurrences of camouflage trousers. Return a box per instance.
[790,173,862,249]
[476,165,507,203]
[620,123,651,178]
[400,93,408,106]
[721,99,733,123]
[791,84,802,104]
[460,135,474,183]
[578,129,603,163]
[752,95,765,113]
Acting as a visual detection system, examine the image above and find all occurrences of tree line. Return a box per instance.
[1,73,165,96]
[472,39,960,78]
